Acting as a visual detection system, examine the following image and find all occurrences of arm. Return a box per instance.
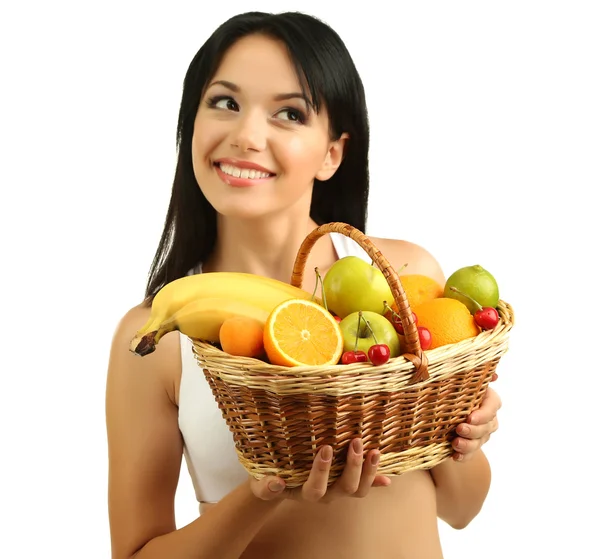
[374,237,500,528]
[430,386,501,528]
[429,450,491,529]
[106,305,283,559]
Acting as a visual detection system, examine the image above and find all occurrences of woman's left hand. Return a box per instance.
[451,384,502,462]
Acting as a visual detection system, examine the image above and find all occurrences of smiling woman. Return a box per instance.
[191,34,348,225]
[105,10,502,559]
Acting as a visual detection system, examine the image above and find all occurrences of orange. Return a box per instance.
[219,316,265,358]
[263,299,344,367]
[398,274,444,309]
[412,297,480,350]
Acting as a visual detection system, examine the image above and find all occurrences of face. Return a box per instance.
[191,34,346,220]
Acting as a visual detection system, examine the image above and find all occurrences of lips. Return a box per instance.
[213,158,276,176]
[213,159,276,187]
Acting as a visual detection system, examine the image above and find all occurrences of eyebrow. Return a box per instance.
[207,79,312,106]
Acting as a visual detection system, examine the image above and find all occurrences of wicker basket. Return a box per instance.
[191,222,514,487]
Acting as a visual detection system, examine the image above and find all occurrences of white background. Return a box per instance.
[1,1,599,557]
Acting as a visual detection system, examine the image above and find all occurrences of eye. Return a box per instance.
[207,95,239,112]
[275,108,307,124]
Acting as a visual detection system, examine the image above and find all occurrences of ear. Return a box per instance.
[315,132,349,181]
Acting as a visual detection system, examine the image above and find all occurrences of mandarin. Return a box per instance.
[219,316,265,358]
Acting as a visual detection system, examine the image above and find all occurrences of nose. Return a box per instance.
[230,109,267,152]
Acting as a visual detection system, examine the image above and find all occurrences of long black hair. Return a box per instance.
[145,11,370,302]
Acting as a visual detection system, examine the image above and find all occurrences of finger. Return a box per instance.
[372,474,392,487]
[330,439,365,497]
[452,435,484,457]
[353,449,383,497]
[491,373,499,382]
[250,476,287,501]
[456,420,495,441]
[300,445,333,502]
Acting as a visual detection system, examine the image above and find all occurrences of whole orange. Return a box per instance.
[387,274,444,318]
[411,297,480,350]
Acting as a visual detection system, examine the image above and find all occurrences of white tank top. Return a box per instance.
[178,233,372,504]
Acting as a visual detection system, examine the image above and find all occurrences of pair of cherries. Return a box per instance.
[342,344,390,366]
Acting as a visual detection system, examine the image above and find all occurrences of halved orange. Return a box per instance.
[264,298,344,367]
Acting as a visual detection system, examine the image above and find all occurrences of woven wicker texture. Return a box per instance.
[192,222,514,487]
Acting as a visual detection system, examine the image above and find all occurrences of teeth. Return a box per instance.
[219,163,271,179]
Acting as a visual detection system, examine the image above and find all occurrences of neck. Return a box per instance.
[203,213,327,285]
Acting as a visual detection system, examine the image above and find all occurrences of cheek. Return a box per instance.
[280,134,327,176]
[192,121,220,172]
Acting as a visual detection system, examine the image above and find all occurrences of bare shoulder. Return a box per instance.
[107,303,182,404]
[368,236,446,286]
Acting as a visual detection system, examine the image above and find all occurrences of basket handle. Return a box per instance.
[290,222,429,383]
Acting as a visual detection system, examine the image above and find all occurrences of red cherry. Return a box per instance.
[341,350,368,364]
[368,344,390,366]
[474,307,499,330]
[333,315,342,323]
[392,311,418,334]
[417,326,432,350]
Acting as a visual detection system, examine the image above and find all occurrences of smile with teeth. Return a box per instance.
[218,163,273,179]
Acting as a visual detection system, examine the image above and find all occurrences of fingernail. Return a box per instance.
[371,452,380,466]
[268,480,284,492]
[321,446,332,462]
[458,425,470,436]
[469,414,478,424]
[352,439,363,454]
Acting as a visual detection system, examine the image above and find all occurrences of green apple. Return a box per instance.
[323,256,394,319]
[339,310,401,358]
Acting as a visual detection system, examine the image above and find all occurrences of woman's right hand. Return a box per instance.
[250,438,391,503]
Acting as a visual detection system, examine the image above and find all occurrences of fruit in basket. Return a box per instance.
[397,325,433,352]
[383,302,418,335]
[384,274,443,326]
[443,265,499,314]
[133,297,270,355]
[322,256,393,318]
[263,298,344,367]
[219,316,265,358]
[399,274,444,308]
[411,298,480,350]
[130,272,316,356]
[341,350,368,364]
[339,310,401,360]
[367,343,391,366]
[448,286,500,330]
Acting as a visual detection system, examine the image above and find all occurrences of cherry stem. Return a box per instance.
[449,286,483,311]
[397,262,408,274]
[362,315,380,345]
[383,301,403,324]
[354,311,362,352]
[314,267,329,311]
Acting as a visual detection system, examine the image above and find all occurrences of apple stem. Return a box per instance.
[449,286,483,311]
[314,267,329,311]
[362,315,380,345]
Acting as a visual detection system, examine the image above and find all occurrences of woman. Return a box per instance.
[106,11,502,559]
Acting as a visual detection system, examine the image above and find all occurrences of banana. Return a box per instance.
[132,297,271,356]
[130,271,318,356]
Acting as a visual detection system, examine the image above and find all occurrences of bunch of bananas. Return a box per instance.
[129,272,315,356]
